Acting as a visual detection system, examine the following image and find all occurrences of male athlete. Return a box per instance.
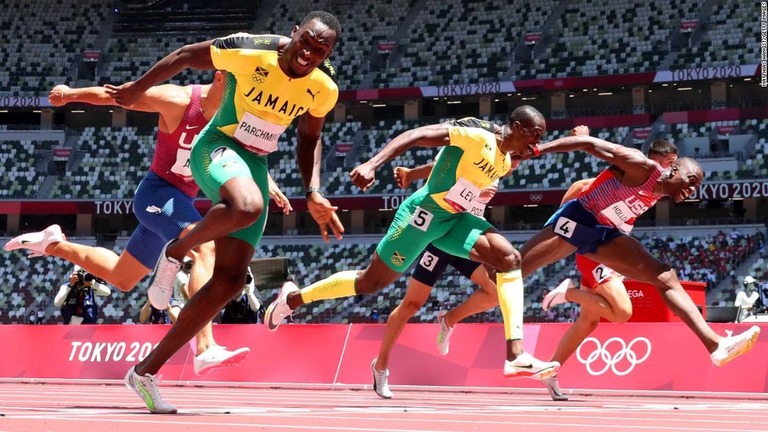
[4,76,276,378]
[538,139,679,400]
[371,163,502,399]
[266,108,561,380]
[507,135,760,388]
[107,11,344,413]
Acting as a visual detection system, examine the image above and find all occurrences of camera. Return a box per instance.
[76,268,95,284]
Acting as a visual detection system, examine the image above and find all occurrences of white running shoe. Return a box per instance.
[4,224,65,257]
[504,352,560,379]
[539,375,568,401]
[436,310,454,356]
[124,365,177,414]
[542,278,575,311]
[371,358,393,399]
[193,345,251,376]
[710,325,760,366]
[147,241,181,310]
[264,280,299,331]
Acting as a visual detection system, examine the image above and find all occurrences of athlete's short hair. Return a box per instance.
[301,11,341,43]
[648,139,678,157]
[507,105,544,126]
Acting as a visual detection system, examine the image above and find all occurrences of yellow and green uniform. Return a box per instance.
[189,33,338,248]
[376,117,512,272]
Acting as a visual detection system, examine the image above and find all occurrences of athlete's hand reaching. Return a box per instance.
[48,85,70,107]
[393,166,412,189]
[307,193,344,242]
[268,176,293,215]
[104,81,141,108]
[350,162,376,192]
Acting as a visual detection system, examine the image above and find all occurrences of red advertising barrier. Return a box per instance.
[612,280,706,323]
[1,323,764,392]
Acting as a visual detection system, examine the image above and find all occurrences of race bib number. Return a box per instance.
[409,207,434,232]
[170,148,192,179]
[233,112,286,155]
[444,178,481,212]
[592,263,615,284]
[554,217,576,238]
[419,251,439,271]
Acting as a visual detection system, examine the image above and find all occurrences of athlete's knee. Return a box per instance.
[224,188,264,228]
[210,269,247,298]
[399,297,425,316]
[575,314,600,333]
[656,266,680,288]
[191,241,215,264]
[113,280,137,293]
[355,272,390,295]
[612,307,632,323]
[496,248,522,273]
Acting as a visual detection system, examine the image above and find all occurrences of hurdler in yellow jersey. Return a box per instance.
[266,106,559,382]
[208,33,338,156]
[106,11,345,414]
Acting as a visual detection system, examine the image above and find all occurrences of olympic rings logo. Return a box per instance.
[576,336,652,376]
[529,194,543,202]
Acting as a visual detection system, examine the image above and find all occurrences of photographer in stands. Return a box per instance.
[735,276,761,322]
[221,269,262,324]
[54,265,111,324]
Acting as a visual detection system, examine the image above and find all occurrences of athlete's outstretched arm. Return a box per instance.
[535,136,655,179]
[297,112,344,242]
[105,40,215,107]
[51,84,185,114]
[350,123,449,191]
[49,85,113,107]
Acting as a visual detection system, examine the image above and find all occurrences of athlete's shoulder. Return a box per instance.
[315,58,338,85]
[447,117,494,132]
[213,33,284,51]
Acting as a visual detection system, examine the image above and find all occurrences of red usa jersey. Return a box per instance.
[577,164,661,234]
[148,85,206,197]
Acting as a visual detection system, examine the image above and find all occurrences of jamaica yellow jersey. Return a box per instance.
[426,117,511,213]
[209,33,339,155]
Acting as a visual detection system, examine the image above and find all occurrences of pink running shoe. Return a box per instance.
[4,224,65,258]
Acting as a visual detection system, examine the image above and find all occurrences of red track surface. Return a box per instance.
[1,381,767,432]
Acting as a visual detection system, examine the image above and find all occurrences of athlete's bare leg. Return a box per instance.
[186,240,217,354]
[44,242,149,292]
[551,279,631,365]
[551,307,601,366]
[505,227,576,360]
[585,235,721,352]
[162,176,263,263]
[287,251,402,309]
[443,265,498,327]
[136,236,252,375]
[563,279,632,323]
[374,279,432,371]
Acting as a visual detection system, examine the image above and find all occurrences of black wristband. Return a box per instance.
[305,187,323,198]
